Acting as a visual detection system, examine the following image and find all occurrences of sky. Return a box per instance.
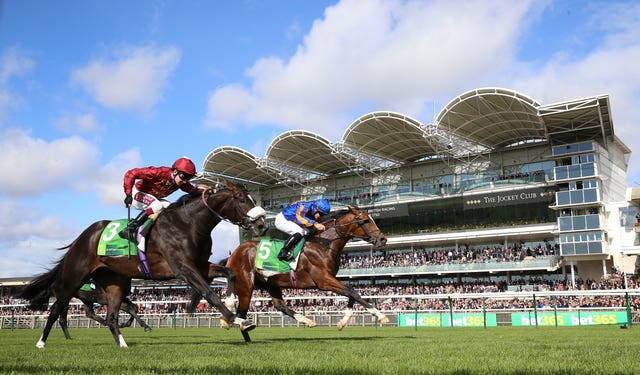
[0,0,639,278]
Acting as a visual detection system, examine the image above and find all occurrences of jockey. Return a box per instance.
[274,198,331,261]
[119,157,197,242]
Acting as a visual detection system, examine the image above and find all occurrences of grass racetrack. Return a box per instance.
[1,325,640,374]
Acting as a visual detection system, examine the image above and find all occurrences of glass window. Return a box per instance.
[581,163,595,177]
[555,166,568,180]
[585,214,600,229]
[573,216,586,230]
[575,242,589,254]
[589,242,603,254]
[570,190,583,204]
[579,142,594,152]
[559,217,573,231]
[561,243,575,255]
[568,164,582,179]
[583,189,598,203]
[557,191,570,205]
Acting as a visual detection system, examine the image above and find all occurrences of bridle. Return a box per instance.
[329,209,382,244]
[200,186,255,230]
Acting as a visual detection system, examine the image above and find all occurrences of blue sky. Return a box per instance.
[1,0,639,277]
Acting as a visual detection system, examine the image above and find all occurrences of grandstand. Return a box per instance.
[196,87,639,289]
[1,87,639,301]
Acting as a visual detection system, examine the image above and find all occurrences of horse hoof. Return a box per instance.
[308,321,317,328]
[337,322,346,331]
[36,341,45,349]
[144,327,152,332]
[240,321,256,332]
[220,318,231,330]
[379,316,390,325]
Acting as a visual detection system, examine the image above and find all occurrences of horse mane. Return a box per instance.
[163,189,203,212]
[325,207,354,221]
[164,182,250,213]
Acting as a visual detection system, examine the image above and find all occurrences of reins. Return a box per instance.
[200,187,250,228]
[325,211,381,243]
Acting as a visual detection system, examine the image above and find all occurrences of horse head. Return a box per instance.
[203,180,268,236]
[331,205,387,248]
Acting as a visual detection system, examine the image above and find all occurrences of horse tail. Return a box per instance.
[218,258,228,267]
[15,257,64,311]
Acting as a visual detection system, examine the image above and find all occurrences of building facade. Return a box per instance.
[197,88,638,287]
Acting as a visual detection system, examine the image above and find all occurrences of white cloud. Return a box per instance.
[0,46,34,84]
[0,46,35,121]
[92,149,142,206]
[503,2,640,185]
[0,128,100,196]
[0,198,75,277]
[205,0,535,138]
[71,44,181,114]
[54,112,102,134]
[0,199,74,241]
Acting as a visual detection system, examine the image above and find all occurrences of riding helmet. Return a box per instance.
[314,198,331,215]
[172,157,197,176]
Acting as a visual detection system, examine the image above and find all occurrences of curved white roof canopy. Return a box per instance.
[198,88,619,187]
[435,87,543,149]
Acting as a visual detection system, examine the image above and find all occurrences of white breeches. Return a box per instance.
[274,212,309,236]
[132,188,171,215]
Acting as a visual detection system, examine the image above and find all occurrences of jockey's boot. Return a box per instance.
[119,211,149,243]
[277,232,303,261]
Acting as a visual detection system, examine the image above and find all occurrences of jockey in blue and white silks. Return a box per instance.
[274,198,331,261]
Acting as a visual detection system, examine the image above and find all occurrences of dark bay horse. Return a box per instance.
[60,276,152,336]
[17,181,267,348]
[221,206,387,342]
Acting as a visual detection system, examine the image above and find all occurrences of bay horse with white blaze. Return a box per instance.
[17,181,267,348]
[221,205,387,342]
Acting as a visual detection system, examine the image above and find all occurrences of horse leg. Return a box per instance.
[206,263,237,321]
[229,271,256,342]
[337,297,356,331]
[120,298,152,332]
[314,275,389,329]
[181,265,254,332]
[118,314,135,329]
[92,271,130,347]
[103,285,127,347]
[37,299,70,349]
[265,285,316,328]
[58,303,72,340]
[84,304,108,326]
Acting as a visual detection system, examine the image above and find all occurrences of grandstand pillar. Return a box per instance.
[601,259,607,277]
[569,263,576,288]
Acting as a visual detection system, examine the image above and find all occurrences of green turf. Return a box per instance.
[1,326,639,374]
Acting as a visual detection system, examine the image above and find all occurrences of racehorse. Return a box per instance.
[59,275,152,337]
[221,205,388,342]
[17,181,267,348]
[75,285,151,331]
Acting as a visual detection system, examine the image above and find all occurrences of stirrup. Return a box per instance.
[119,227,137,243]
[278,249,293,261]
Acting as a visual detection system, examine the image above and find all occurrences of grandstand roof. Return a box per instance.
[265,130,355,176]
[342,111,444,163]
[199,146,279,186]
[435,88,543,149]
[196,88,620,187]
